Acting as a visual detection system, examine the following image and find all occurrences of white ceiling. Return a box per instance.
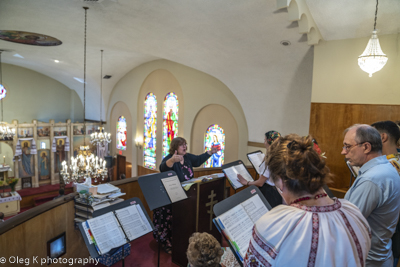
[306,0,400,41]
[0,0,399,126]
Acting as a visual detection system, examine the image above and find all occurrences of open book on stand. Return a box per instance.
[247,150,265,175]
[213,186,271,265]
[79,198,153,257]
[221,160,254,190]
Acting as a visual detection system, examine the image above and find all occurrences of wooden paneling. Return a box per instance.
[0,200,89,266]
[309,103,400,190]
[247,141,265,148]
[137,165,159,176]
[20,187,73,209]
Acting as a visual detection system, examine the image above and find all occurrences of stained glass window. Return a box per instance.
[162,92,179,158]
[0,84,6,100]
[116,116,127,150]
[144,93,157,169]
[204,125,225,168]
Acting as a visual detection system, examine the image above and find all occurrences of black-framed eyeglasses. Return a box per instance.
[342,142,366,152]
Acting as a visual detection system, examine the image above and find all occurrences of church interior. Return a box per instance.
[1,0,400,266]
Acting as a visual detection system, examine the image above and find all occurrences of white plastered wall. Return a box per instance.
[2,63,84,123]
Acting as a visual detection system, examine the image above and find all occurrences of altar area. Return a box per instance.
[0,119,101,191]
[0,191,21,217]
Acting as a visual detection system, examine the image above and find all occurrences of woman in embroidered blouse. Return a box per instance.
[244,134,371,267]
[153,137,218,254]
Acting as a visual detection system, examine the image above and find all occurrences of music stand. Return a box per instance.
[213,186,271,267]
[138,171,188,267]
[78,197,154,267]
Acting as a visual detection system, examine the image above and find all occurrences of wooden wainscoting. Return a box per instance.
[309,103,400,190]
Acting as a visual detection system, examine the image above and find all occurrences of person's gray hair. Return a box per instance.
[344,124,382,153]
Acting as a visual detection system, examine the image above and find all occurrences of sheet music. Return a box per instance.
[248,152,265,174]
[97,183,119,194]
[161,176,188,203]
[241,194,269,224]
[223,166,244,189]
[218,205,254,259]
[115,205,152,241]
[87,212,126,254]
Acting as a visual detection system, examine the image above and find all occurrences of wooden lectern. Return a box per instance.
[172,177,226,267]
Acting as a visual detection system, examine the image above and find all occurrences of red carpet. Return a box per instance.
[86,233,179,267]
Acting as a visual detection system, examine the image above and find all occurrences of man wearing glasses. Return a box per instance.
[342,124,400,267]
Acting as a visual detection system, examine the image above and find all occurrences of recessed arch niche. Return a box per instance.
[136,69,184,169]
[110,101,133,164]
[191,104,238,166]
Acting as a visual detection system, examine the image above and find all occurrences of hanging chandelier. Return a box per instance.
[61,7,107,184]
[358,0,388,77]
[90,50,111,147]
[0,51,16,140]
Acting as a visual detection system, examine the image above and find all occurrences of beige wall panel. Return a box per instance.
[312,34,400,104]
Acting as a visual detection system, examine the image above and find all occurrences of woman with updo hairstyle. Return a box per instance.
[243,134,371,267]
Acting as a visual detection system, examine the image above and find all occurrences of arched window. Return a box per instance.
[0,84,7,100]
[162,92,178,158]
[144,93,157,169]
[204,125,225,168]
[116,116,127,150]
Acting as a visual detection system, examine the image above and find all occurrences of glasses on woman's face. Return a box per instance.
[180,143,187,147]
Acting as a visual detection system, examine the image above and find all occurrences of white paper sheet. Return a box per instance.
[87,212,126,254]
[115,205,152,241]
[248,152,265,174]
[217,205,253,259]
[241,194,269,224]
[161,176,188,203]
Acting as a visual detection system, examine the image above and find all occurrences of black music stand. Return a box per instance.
[78,197,154,267]
[213,186,271,267]
[221,160,254,191]
[138,171,188,267]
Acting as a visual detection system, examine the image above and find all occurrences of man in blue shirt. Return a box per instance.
[343,124,400,267]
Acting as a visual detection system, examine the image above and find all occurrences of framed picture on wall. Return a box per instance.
[18,127,33,138]
[37,126,50,137]
[73,125,85,135]
[38,149,50,181]
[18,140,35,178]
[54,126,67,136]
[86,125,97,135]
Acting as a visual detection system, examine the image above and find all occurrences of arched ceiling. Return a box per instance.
[0,0,399,137]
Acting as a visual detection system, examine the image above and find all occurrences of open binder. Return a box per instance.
[221,160,254,190]
[246,150,265,175]
[213,186,271,266]
[138,171,188,211]
[79,197,154,258]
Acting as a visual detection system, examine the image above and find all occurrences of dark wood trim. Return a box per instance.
[247,141,265,148]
